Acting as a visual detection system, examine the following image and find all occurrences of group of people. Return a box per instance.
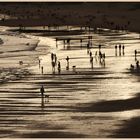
[130,60,139,71]
[130,49,139,72]
[88,46,106,69]
[115,44,125,56]
[51,53,61,74]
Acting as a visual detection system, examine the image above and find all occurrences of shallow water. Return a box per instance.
[0,28,140,138]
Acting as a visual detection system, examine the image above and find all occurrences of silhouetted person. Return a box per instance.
[51,53,54,61]
[122,45,125,55]
[119,44,121,56]
[115,45,117,56]
[136,60,139,69]
[95,51,98,62]
[99,51,102,64]
[95,51,97,57]
[99,44,101,50]
[135,50,137,60]
[67,39,70,49]
[41,66,44,75]
[40,85,45,97]
[58,61,61,74]
[90,51,92,58]
[63,40,66,49]
[80,39,82,49]
[87,43,90,54]
[72,66,76,72]
[130,64,134,71]
[54,54,57,65]
[66,56,70,70]
[56,38,58,48]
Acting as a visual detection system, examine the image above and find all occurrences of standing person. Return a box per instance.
[119,44,121,56]
[136,60,139,69]
[40,85,45,98]
[56,38,58,48]
[95,51,97,62]
[40,85,45,108]
[99,51,102,64]
[41,66,44,75]
[66,56,70,70]
[51,53,54,62]
[54,54,57,65]
[58,61,61,74]
[87,43,90,54]
[99,44,101,51]
[63,40,66,49]
[135,49,137,60]
[122,45,125,55]
[115,45,117,56]
[90,51,92,58]
[67,39,70,49]
[95,51,97,57]
[80,39,82,49]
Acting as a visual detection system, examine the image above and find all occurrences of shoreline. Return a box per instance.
[0,26,139,138]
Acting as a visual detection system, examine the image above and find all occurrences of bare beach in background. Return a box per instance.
[0,2,140,138]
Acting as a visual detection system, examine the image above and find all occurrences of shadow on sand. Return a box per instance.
[74,92,140,112]
[19,131,86,138]
[111,116,140,138]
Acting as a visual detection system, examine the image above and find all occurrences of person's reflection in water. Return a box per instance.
[41,96,45,110]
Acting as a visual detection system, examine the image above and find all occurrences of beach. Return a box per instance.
[0,26,140,138]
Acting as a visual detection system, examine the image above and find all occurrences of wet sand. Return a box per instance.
[0,27,140,138]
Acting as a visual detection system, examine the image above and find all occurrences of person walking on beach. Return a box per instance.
[40,85,45,98]
[66,56,70,70]
[119,44,121,56]
[99,44,101,51]
[54,54,57,65]
[56,38,58,48]
[95,51,98,62]
[87,43,90,54]
[135,49,137,60]
[58,61,61,74]
[136,60,139,69]
[51,53,54,62]
[41,66,44,75]
[80,39,82,49]
[99,51,102,64]
[122,45,125,55]
[67,39,70,49]
[63,40,66,49]
[90,51,92,58]
[115,45,117,56]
